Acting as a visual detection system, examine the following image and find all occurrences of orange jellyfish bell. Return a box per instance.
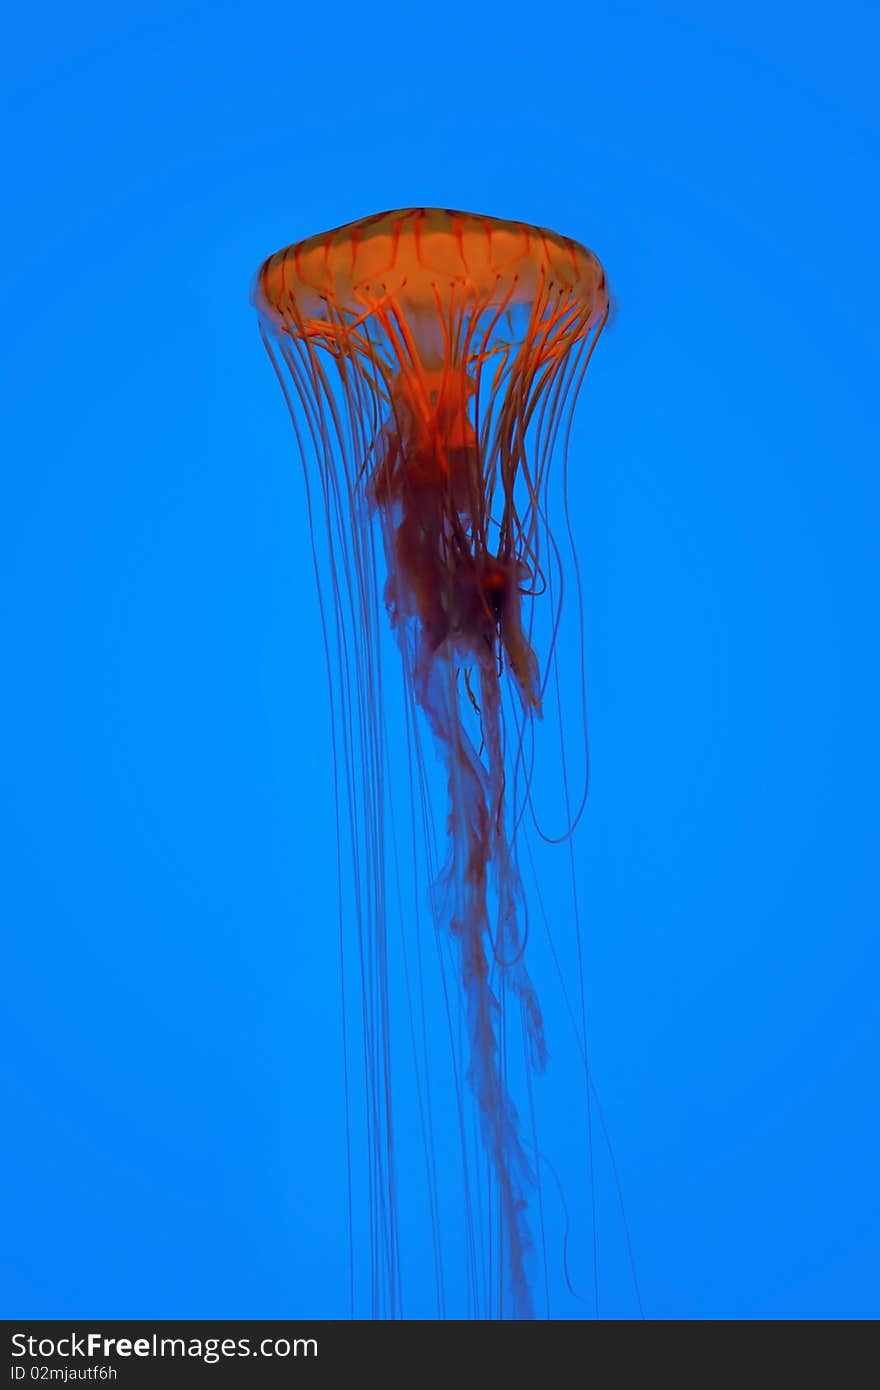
[254,209,610,1320]
[256,206,606,320]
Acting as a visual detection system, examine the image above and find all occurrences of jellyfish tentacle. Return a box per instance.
[417,646,543,1320]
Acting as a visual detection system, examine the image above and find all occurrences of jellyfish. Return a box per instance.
[254,208,609,1320]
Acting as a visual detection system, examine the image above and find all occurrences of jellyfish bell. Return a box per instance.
[254,209,610,1319]
[255,206,606,320]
